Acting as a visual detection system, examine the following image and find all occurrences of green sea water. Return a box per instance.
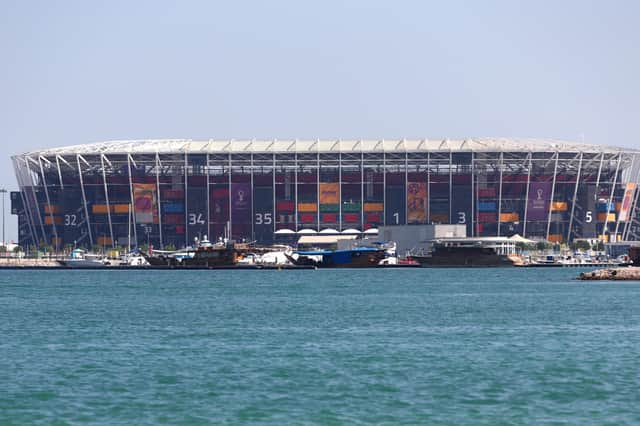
[1,268,639,424]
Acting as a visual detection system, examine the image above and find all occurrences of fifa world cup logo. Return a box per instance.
[536,188,543,200]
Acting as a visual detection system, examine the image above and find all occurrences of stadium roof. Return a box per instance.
[17,138,639,157]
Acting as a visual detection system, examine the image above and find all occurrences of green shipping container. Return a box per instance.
[319,204,339,213]
[342,202,361,213]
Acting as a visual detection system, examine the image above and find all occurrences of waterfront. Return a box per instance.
[1,269,639,424]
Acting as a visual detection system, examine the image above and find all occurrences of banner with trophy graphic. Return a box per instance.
[527,182,551,220]
[618,183,637,222]
[231,183,252,224]
[133,183,158,224]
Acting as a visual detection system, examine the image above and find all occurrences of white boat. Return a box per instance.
[59,248,108,268]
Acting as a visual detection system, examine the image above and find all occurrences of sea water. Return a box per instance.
[1,268,639,424]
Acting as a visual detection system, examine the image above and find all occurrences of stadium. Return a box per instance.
[11,138,640,250]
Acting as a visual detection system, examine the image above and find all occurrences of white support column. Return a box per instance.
[272,154,276,234]
[126,154,138,248]
[427,151,431,224]
[55,155,64,189]
[76,155,93,247]
[405,150,409,225]
[250,152,255,240]
[382,150,386,226]
[100,154,115,248]
[39,156,59,248]
[614,153,634,239]
[206,153,211,239]
[316,152,320,229]
[184,152,189,247]
[622,154,640,240]
[360,150,364,230]
[603,154,622,241]
[155,152,164,248]
[338,151,342,231]
[567,152,583,242]
[522,152,533,238]
[228,153,232,239]
[497,151,504,237]
[24,157,47,245]
[294,153,299,231]
[545,152,560,240]
[448,150,453,224]
[470,152,475,237]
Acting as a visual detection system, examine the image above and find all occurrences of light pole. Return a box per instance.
[0,189,7,246]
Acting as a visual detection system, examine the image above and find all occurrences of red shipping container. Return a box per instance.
[366,213,381,222]
[321,213,337,222]
[478,188,496,198]
[300,214,315,223]
[211,188,229,199]
[163,214,184,224]
[478,213,497,222]
[163,190,184,199]
[277,201,295,212]
[343,213,359,223]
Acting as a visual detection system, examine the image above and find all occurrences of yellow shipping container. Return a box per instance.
[551,202,568,212]
[364,203,384,212]
[297,203,317,212]
[597,212,615,222]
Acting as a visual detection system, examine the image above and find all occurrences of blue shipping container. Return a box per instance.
[163,203,185,213]
[596,202,614,212]
[478,201,497,212]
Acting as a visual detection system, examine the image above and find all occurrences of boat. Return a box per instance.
[410,237,523,267]
[285,246,386,268]
[58,248,109,268]
[139,236,244,268]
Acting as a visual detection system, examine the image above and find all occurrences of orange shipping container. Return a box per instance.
[97,236,112,246]
[548,234,563,243]
[44,205,61,214]
[430,213,449,223]
[92,204,111,214]
[499,212,520,222]
[112,204,131,214]
[297,203,318,213]
[45,216,63,225]
[551,202,568,212]
[363,203,384,212]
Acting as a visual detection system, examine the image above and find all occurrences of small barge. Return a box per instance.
[410,237,523,267]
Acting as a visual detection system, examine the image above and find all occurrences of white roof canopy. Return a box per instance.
[17,138,638,157]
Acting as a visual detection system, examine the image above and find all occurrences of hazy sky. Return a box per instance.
[1,0,639,241]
